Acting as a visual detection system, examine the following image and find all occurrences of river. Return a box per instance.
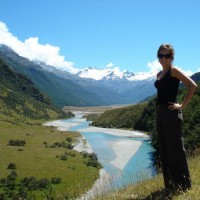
[45,111,156,197]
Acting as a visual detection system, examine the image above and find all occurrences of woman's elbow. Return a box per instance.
[191,81,197,92]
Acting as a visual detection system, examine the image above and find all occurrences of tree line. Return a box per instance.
[91,82,200,165]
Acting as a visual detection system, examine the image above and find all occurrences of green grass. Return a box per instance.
[0,121,100,199]
[95,149,200,200]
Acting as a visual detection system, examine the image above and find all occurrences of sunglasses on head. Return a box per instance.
[158,53,172,59]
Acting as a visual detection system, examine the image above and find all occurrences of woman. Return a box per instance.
[154,44,197,191]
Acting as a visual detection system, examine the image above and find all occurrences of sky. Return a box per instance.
[0,0,200,75]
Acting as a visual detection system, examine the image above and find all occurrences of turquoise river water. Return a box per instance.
[60,113,156,190]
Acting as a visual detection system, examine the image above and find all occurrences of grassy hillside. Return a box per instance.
[0,122,100,199]
[95,149,200,200]
[0,58,73,124]
[0,59,101,199]
[91,103,147,129]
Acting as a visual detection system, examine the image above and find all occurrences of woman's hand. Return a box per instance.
[168,102,182,110]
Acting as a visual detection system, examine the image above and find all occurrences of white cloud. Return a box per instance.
[147,59,193,76]
[147,60,162,73]
[0,21,79,73]
[125,60,160,81]
[106,62,114,68]
[1,21,194,79]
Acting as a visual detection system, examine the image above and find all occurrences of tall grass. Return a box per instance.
[95,149,200,200]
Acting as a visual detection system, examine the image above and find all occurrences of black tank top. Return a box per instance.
[154,68,180,105]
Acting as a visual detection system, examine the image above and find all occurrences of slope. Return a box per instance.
[0,58,71,124]
[0,44,126,107]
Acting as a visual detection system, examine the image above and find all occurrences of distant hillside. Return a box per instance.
[91,103,147,129]
[0,59,72,124]
[191,71,200,82]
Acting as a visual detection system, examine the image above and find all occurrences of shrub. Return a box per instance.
[65,151,76,157]
[7,171,18,180]
[20,176,37,188]
[66,137,72,142]
[7,139,26,146]
[86,160,99,168]
[0,193,5,199]
[7,163,16,169]
[89,153,98,160]
[81,151,89,158]
[51,177,61,184]
[38,178,50,188]
[66,144,74,149]
[20,176,50,190]
[60,155,67,161]
[0,178,6,185]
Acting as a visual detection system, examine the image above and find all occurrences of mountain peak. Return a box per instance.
[76,66,156,81]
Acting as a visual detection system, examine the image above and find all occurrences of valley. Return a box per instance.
[63,104,130,114]
[1,43,200,200]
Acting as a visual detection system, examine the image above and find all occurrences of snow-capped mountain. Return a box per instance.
[0,44,157,106]
[76,66,157,81]
[75,66,157,102]
[34,61,158,103]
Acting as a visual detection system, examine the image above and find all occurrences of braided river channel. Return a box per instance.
[45,111,157,197]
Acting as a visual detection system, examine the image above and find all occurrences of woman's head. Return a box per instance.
[157,44,175,62]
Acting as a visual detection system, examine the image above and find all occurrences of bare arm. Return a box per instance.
[169,67,197,110]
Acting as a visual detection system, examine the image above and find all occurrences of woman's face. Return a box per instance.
[158,49,172,67]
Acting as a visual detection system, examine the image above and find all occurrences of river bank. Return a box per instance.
[44,116,153,199]
[44,119,149,171]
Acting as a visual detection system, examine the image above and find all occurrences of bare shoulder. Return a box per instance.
[171,66,181,74]
[171,67,186,78]
[171,66,197,87]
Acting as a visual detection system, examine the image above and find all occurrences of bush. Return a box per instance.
[7,139,26,146]
[86,160,99,168]
[66,137,72,142]
[66,144,74,149]
[81,152,101,168]
[20,176,50,190]
[51,177,61,184]
[89,153,98,160]
[20,176,37,190]
[38,178,50,188]
[65,151,76,157]
[60,155,67,161]
[7,171,17,180]
[81,151,89,158]
[7,163,16,169]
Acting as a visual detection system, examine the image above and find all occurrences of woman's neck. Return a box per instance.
[162,64,172,71]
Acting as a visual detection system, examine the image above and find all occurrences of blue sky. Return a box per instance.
[0,0,200,74]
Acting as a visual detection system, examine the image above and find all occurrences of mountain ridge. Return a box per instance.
[0,44,125,107]
[0,44,162,107]
[0,58,70,124]
[76,66,156,81]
